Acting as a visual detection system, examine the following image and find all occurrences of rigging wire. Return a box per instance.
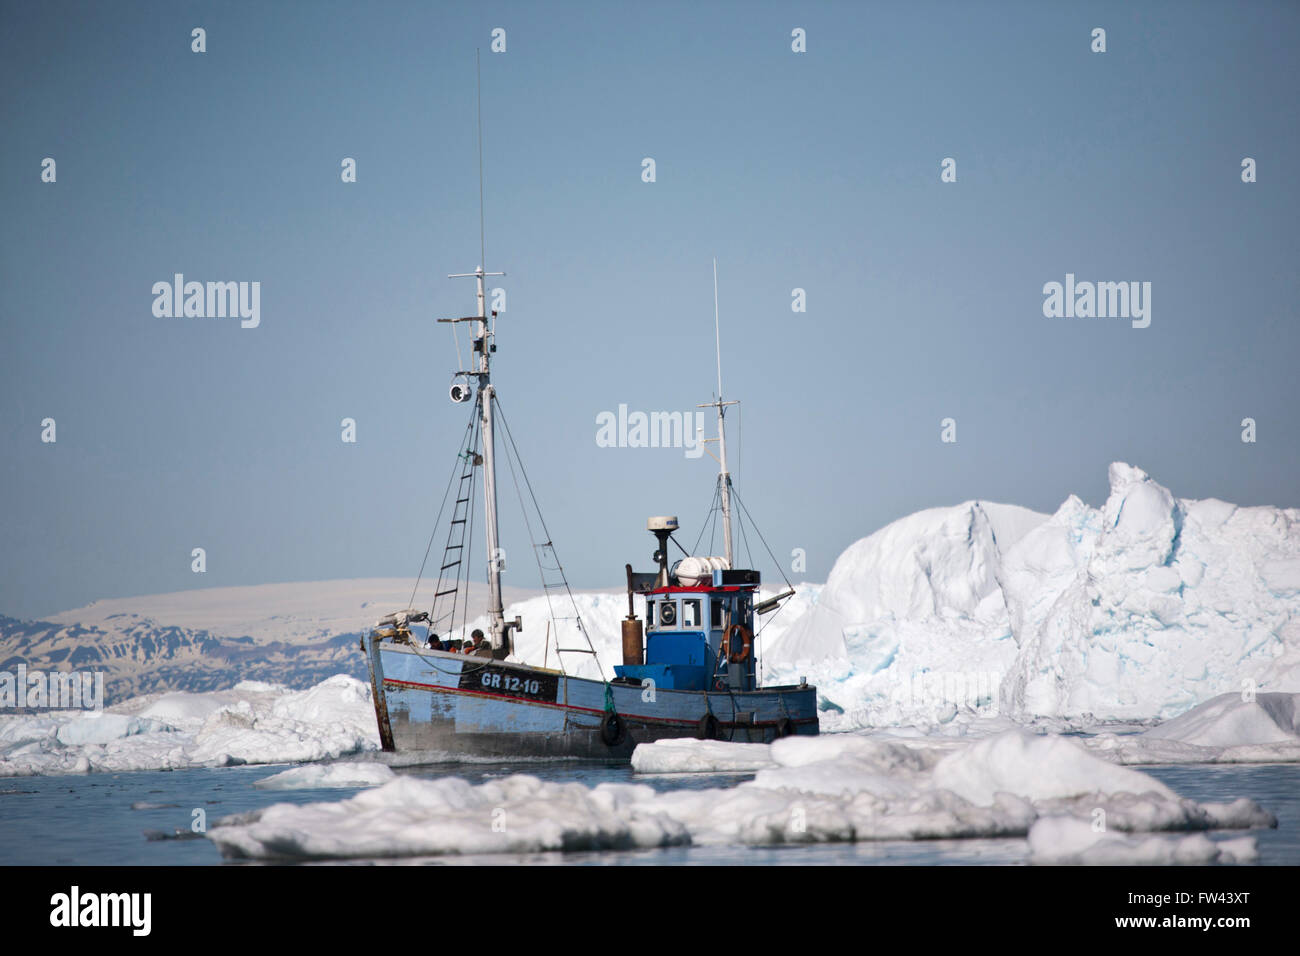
[728,480,794,677]
[707,480,722,555]
[690,480,721,557]
[493,394,604,675]
[735,496,756,574]
[494,394,563,671]
[730,483,792,590]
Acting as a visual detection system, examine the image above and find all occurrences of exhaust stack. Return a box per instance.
[622,563,644,666]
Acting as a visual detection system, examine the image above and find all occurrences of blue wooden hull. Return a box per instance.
[367,640,818,759]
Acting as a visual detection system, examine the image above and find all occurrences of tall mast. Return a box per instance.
[447,298,507,647]
[699,258,738,568]
[443,52,510,651]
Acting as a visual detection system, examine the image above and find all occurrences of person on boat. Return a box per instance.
[426,632,444,651]
[464,628,492,657]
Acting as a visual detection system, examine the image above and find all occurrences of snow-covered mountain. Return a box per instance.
[0,579,540,702]
[0,612,362,701]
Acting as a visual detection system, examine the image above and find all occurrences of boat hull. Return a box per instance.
[368,640,818,760]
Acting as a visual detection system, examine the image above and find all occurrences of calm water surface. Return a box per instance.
[0,760,1295,866]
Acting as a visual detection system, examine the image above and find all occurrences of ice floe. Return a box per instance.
[1083,691,1300,765]
[631,739,775,774]
[0,675,379,776]
[254,761,396,790]
[1027,817,1260,865]
[206,731,1275,861]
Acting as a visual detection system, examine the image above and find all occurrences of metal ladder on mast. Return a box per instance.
[429,413,480,642]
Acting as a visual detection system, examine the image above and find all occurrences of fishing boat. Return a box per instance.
[362,257,818,759]
[362,69,816,758]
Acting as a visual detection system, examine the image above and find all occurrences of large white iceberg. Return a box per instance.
[766,463,1300,727]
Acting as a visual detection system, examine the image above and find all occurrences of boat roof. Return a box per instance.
[647,584,757,595]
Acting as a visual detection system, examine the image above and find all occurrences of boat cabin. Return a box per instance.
[615,561,762,693]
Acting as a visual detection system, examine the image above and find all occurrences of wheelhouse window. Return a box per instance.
[646,600,655,628]
[711,598,724,628]
[682,599,701,628]
[658,599,677,628]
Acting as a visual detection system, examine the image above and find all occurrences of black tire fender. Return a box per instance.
[600,711,627,747]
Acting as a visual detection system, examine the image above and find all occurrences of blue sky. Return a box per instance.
[2,0,1298,619]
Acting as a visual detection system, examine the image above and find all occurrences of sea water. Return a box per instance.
[1,761,1296,866]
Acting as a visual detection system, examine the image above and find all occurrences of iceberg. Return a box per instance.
[766,463,1300,728]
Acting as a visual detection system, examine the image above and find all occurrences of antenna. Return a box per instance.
[699,258,738,568]
[713,257,723,400]
[476,48,486,272]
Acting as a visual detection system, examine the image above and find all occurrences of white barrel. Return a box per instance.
[675,556,728,586]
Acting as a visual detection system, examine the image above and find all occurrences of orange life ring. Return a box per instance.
[723,623,752,664]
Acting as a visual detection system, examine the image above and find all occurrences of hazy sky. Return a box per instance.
[2,0,1297,620]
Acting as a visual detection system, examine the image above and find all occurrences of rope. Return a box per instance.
[406,645,496,677]
[730,484,793,592]
[493,395,605,677]
[690,481,721,557]
[735,491,756,573]
[496,396,565,671]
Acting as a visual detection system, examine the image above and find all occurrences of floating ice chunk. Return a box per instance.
[770,733,945,770]
[254,762,397,790]
[931,731,1175,806]
[210,775,691,860]
[1080,692,1300,765]
[631,739,774,773]
[1142,692,1300,748]
[1028,816,1258,865]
